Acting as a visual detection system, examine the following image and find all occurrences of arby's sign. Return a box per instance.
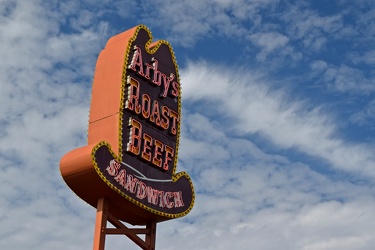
[60,25,195,225]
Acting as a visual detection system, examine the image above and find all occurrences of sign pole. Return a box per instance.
[93,197,108,250]
[92,197,157,250]
[145,220,156,250]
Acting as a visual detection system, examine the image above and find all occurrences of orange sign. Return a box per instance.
[60,25,195,225]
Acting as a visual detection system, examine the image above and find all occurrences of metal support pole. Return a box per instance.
[92,197,157,250]
[145,220,157,250]
[93,198,109,250]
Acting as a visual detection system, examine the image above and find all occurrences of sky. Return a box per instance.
[1,0,375,249]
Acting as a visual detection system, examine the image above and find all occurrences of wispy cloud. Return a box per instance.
[181,61,375,177]
[0,2,105,248]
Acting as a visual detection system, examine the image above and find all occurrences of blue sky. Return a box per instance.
[1,0,375,249]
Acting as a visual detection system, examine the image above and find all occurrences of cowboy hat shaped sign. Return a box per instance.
[60,25,195,225]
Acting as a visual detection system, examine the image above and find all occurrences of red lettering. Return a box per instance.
[136,181,147,199]
[160,106,169,130]
[171,81,180,97]
[128,46,180,98]
[173,191,184,207]
[126,118,174,171]
[128,46,145,77]
[108,165,185,209]
[124,174,138,193]
[164,192,174,208]
[151,58,162,86]
[141,94,151,119]
[150,100,161,126]
[106,159,121,176]
[124,46,183,175]
[141,133,152,162]
[144,63,152,80]
[114,169,127,187]
[127,118,142,155]
[125,77,141,114]
[152,139,163,168]
[169,109,179,135]
[161,73,174,98]
[147,186,159,205]
[158,191,165,207]
[163,145,174,171]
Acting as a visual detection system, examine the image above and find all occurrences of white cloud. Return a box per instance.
[350,99,375,126]
[181,61,375,177]
[249,32,289,51]
[249,32,289,60]
[0,2,108,249]
[126,0,276,47]
[323,64,375,93]
[351,50,375,66]
[310,60,328,71]
[282,5,343,40]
